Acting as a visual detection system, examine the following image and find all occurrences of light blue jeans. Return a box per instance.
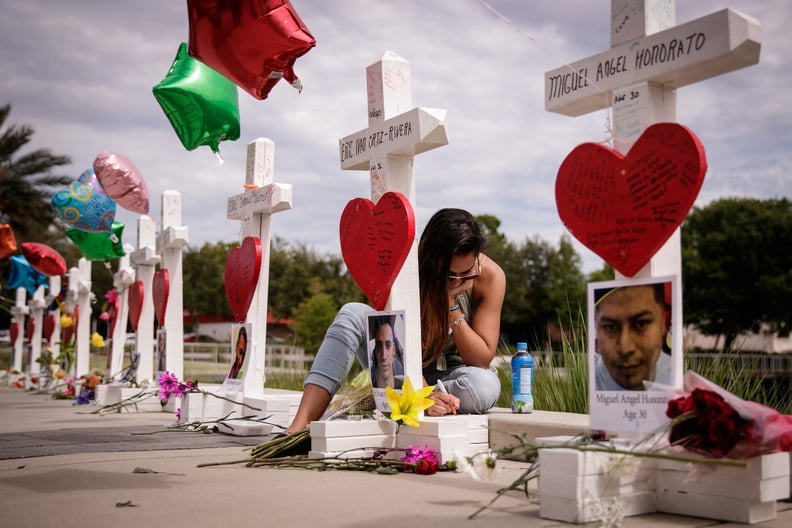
[304,302,501,414]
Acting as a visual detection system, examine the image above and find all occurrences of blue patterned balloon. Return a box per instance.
[51,168,116,233]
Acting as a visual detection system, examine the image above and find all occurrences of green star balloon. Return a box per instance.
[152,42,240,154]
[65,221,126,261]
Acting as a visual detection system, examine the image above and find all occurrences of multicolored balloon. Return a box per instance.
[6,255,49,294]
[0,224,17,259]
[21,242,67,276]
[93,152,150,214]
[51,168,116,234]
[153,42,240,154]
[65,221,125,261]
[187,0,316,100]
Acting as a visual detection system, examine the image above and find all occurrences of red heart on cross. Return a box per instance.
[225,236,263,323]
[339,192,416,311]
[128,281,144,331]
[43,313,57,343]
[555,122,706,277]
[153,269,170,327]
[9,321,19,347]
[26,318,35,340]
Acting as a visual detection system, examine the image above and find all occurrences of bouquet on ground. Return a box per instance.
[665,371,792,460]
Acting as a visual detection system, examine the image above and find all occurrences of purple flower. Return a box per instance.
[401,444,439,466]
[75,390,95,405]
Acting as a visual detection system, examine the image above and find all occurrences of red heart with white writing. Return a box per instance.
[225,236,262,323]
[153,269,170,327]
[555,122,706,277]
[43,313,57,343]
[339,192,415,310]
[128,281,144,331]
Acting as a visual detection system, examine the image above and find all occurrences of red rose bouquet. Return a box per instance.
[666,371,792,459]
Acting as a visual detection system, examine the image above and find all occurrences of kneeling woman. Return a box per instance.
[284,208,506,433]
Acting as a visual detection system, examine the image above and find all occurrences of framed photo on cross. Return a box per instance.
[366,309,406,412]
[587,275,680,433]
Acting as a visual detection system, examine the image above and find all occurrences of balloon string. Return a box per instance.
[475,0,614,147]
[216,151,225,165]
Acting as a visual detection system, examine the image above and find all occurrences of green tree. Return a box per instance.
[0,104,77,329]
[182,242,236,328]
[0,104,73,245]
[268,236,363,320]
[682,197,792,352]
[291,293,337,354]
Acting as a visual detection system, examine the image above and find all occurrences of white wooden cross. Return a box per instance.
[130,215,161,384]
[156,191,189,379]
[546,0,759,344]
[546,0,760,430]
[10,288,28,372]
[26,285,47,374]
[46,276,61,366]
[226,138,293,398]
[107,244,135,380]
[339,51,448,389]
[66,258,92,377]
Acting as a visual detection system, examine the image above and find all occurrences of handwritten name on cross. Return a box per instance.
[339,51,448,390]
[156,191,189,379]
[130,215,160,384]
[227,138,292,397]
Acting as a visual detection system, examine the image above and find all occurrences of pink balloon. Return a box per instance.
[93,151,150,214]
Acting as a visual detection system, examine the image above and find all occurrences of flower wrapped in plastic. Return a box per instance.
[666,371,792,459]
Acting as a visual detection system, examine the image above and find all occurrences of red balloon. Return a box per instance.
[187,0,316,100]
[21,242,67,276]
[0,224,17,259]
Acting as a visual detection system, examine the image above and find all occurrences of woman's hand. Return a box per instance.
[426,391,460,416]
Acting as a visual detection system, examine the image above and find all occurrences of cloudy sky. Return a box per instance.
[2,1,789,273]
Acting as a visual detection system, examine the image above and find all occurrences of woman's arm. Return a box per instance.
[448,253,506,368]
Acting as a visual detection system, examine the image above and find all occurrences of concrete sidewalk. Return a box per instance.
[0,388,789,527]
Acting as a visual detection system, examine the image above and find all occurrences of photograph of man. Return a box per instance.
[228,325,248,380]
[368,314,404,389]
[593,281,672,391]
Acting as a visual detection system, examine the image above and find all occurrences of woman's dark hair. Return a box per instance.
[418,208,487,365]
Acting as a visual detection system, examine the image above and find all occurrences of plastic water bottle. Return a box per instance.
[511,342,534,413]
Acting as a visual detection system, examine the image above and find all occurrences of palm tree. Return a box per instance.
[0,103,73,245]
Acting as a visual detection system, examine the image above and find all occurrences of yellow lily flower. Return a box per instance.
[90,332,106,348]
[385,376,434,428]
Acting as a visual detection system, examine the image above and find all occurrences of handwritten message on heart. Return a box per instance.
[339,192,415,311]
[224,236,262,323]
[153,270,170,327]
[555,122,706,277]
[128,281,144,331]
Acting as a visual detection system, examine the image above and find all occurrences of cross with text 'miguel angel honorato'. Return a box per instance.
[339,50,448,389]
[227,138,293,396]
[545,0,760,280]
